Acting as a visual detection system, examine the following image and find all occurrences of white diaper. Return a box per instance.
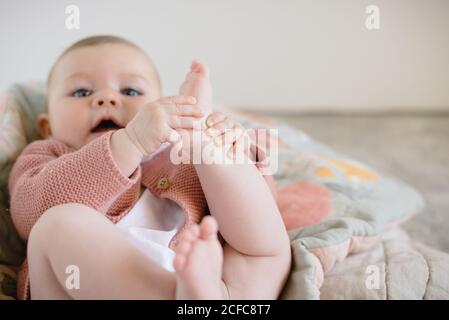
[116,188,185,272]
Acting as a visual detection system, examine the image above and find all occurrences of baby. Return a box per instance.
[8,35,291,300]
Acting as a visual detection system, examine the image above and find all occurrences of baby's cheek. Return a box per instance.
[52,115,90,146]
[125,100,147,123]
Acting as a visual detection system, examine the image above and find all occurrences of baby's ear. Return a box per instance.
[37,113,51,139]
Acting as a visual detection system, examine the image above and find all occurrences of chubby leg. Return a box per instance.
[28,203,177,299]
[178,60,292,299]
[221,243,291,300]
[194,163,292,300]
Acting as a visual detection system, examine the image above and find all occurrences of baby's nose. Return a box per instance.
[92,91,121,108]
[93,97,118,107]
[94,98,117,107]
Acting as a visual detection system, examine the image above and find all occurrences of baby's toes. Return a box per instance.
[173,252,187,271]
[192,60,209,77]
[174,240,194,271]
[176,240,193,255]
[199,216,219,240]
[176,225,200,253]
[180,225,200,242]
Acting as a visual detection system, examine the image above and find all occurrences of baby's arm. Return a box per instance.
[8,132,141,240]
[110,129,143,177]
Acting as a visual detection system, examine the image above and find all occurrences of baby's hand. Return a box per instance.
[202,112,250,161]
[124,95,203,156]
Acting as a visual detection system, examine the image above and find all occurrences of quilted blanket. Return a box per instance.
[319,227,449,299]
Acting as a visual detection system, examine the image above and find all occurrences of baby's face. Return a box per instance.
[43,43,161,149]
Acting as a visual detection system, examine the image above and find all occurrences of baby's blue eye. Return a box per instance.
[72,89,91,97]
[121,88,141,96]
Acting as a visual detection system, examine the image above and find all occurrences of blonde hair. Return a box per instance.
[47,35,161,91]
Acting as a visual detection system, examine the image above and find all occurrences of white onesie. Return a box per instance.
[115,144,185,272]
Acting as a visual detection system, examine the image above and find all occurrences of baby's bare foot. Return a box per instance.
[179,60,213,117]
[173,216,226,300]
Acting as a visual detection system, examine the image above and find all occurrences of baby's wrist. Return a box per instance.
[122,126,147,158]
[111,129,144,177]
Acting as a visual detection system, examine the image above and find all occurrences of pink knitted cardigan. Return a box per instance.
[8,130,276,300]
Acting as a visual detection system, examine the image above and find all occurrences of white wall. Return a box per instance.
[1,0,448,112]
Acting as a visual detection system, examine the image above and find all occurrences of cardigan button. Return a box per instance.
[156,177,171,191]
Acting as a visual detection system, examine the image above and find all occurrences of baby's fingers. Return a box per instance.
[214,124,245,146]
[167,128,181,143]
[227,131,251,160]
[205,112,226,128]
[168,115,202,129]
[167,103,204,117]
[160,95,197,105]
[205,118,238,139]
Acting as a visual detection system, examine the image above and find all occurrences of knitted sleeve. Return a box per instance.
[8,131,141,240]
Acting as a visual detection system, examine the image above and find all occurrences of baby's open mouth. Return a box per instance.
[91,119,123,133]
